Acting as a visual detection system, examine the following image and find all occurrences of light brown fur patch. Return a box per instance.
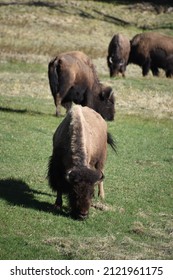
[70,105,87,167]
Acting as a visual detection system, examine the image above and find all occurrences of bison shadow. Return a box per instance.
[0,178,69,217]
[0,106,51,117]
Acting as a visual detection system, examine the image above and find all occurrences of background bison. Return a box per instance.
[128,32,173,77]
[48,51,115,120]
[47,105,116,220]
[107,33,130,77]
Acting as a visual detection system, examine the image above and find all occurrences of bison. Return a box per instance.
[107,33,130,77]
[128,32,173,77]
[47,105,116,220]
[48,51,115,120]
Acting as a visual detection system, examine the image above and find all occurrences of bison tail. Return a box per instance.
[48,58,59,97]
[107,132,117,152]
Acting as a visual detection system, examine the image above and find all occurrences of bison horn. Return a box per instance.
[109,56,113,64]
[66,169,72,182]
[109,90,114,99]
[66,169,79,183]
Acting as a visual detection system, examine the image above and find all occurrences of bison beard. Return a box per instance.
[48,155,103,219]
[67,167,104,219]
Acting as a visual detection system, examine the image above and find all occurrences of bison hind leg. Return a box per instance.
[166,70,173,78]
[98,181,104,200]
[54,94,62,117]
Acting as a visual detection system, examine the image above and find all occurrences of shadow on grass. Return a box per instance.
[0,178,69,218]
[0,107,28,114]
[0,106,56,117]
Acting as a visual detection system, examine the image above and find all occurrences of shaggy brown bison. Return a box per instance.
[107,33,130,77]
[48,51,115,120]
[128,32,173,77]
[47,105,116,220]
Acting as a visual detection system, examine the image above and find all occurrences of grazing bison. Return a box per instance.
[107,33,130,77]
[128,32,173,77]
[47,105,116,220]
[48,51,115,120]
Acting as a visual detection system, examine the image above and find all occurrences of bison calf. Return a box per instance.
[47,105,116,220]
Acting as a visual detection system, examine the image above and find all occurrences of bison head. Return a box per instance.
[66,167,104,220]
[107,55,125,77]
[96,85,115,121]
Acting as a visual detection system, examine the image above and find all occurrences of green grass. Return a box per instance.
[0,0,173,260]
[0,93,173,259]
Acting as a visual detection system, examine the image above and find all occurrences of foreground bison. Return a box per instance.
[48,51,115,120]
[107,33,130,77]
[128,32,173,77]
[47,105,116,220]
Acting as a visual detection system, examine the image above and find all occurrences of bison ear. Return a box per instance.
[91,170,105,185]
[98,170,104,182]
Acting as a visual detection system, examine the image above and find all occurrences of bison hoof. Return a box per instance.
[54,204,62,211]
[55,112,61,117]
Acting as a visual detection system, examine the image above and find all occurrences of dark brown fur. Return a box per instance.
[47,105,116,219]
[128,32,173,77]
[165,55,173,78]
[107,33,130,77]
[48,51,115,120]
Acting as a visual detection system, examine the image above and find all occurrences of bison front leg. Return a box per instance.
[142,58,151,76]
[54,191,63,210]
[151,65,159,76]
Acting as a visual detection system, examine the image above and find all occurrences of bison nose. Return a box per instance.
[78,214,88,220]
[71,210,88,220]
[78,211,88,220]
[105,116,114,121]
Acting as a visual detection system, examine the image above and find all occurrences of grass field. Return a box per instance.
[0,0,173,260]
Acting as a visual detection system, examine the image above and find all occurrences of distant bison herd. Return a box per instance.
[107,32,173,78]
[47,31,172,219]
